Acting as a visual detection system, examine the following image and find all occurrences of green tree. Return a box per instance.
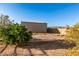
[0,23,32,45]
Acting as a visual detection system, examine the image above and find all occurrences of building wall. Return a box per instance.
[21,22,47,33]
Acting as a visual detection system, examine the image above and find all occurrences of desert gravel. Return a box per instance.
[0,33,72,56]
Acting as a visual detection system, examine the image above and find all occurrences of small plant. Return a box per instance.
[0,23,32,45]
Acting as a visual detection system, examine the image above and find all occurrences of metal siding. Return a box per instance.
[21,22,47,32]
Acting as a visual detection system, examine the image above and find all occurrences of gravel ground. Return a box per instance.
[0,33,74,56]
[31,33,65,42]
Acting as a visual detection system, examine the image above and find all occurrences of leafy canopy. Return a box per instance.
[0,23,32,45]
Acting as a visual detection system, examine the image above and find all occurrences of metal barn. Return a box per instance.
[21,22,47,33]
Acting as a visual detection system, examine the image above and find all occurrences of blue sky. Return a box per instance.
[0,3,79,26]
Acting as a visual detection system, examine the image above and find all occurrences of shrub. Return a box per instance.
[65,23,79,56]
[65,23,79,48]
[0,23,32,45]
[66,48,79,56]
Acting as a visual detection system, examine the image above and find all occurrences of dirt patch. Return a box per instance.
[0,33,75,56]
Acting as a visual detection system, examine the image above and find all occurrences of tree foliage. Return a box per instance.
[0,14,12,27]
[0,23,32,45]
[0,14,32,46]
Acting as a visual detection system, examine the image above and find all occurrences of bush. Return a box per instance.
[66,23,79,48]
[66,48,79,56]
[0,23,32,45]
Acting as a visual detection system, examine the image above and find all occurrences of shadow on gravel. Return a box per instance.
[22,39,75,50]
[0,39,75,56]
[0,45,8,54]
[19,39,75,56]
[12,45,17,56]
